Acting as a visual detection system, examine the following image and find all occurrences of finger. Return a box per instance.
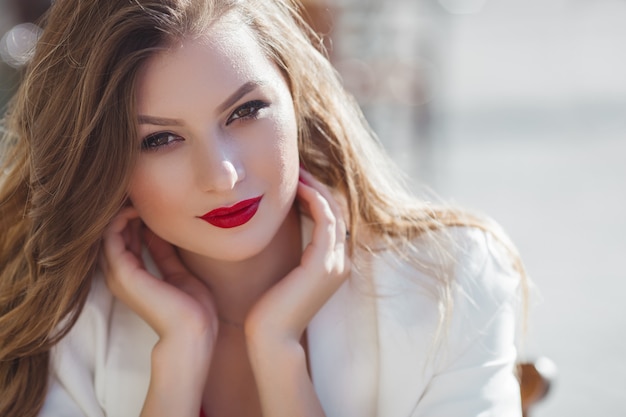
[143,227,191,281]
[102,207,142,269]
[298,169,347,246]
[143,228,217,315]
[298,171,351,277]
[104,206,140,237]
[296,177,350,285]
[299,169,347,235]
[248,171,352,336]
[102,210,167,321]
[143,228,210,294]
[297,180,335,255]
[101,211,217,338]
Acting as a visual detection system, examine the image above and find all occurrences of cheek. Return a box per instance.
[127,165,178,218]
[271,120,299,190]
[273,104,300,176]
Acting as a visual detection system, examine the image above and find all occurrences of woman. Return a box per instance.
[0,0,527,416]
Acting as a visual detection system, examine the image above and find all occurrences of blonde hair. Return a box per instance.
[0,1,527,415]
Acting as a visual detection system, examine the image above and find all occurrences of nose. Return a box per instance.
[193,132,245,192]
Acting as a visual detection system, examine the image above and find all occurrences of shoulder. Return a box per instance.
[52,270,115,368]
[367,224,523,353]
[43,271,114,417]
[371,225,522,302]
[45,269,157,417]
[441,226,523,351]
[445,225,522,310]
[356,226,523,414]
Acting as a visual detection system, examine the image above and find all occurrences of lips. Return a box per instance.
[199,196,263,228]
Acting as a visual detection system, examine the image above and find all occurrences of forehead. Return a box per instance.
[134,19,280,112]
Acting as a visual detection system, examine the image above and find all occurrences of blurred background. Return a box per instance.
[2,0,625,415]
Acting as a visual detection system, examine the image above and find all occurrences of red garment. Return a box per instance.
[199,408,206,417]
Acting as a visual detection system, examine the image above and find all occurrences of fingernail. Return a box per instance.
[299,175,310,185]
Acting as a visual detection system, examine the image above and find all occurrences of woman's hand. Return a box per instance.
[245,168,350,340]
[101,207,218,417]
[244,168,351,416]
[101,206,218,341]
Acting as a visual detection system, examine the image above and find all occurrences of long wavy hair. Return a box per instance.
[0,0,527,415]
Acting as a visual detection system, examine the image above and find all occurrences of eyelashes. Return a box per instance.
[226,100,269,125]
[140,99,270,151]
[141,132,183,151]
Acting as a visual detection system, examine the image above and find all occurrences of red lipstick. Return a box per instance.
[199,196,262,228]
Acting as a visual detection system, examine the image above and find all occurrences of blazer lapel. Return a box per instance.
[302,216,381,417]
[103,297,158,417]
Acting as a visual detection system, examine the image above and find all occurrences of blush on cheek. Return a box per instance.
[277,144,300,189]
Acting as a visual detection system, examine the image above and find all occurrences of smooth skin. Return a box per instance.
[100,16,350,417]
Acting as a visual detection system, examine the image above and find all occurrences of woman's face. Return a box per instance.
[129,19,300,262]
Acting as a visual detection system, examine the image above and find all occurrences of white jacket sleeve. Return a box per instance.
[412,228,523,417]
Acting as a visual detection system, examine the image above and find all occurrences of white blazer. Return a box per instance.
[39,224,522,417]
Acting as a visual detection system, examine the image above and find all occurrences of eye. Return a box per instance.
[226,100,269,125]
[141,132,183,151]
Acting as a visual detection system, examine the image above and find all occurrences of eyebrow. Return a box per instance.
[216,80,264,113]
[137,80,265,126]
[137,115,184,126]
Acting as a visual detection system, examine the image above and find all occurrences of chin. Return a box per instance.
[219,207,297,263]
[216,240,270,262]
[208,223,283,263]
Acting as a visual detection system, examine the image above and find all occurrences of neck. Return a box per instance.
[178,205,302,325]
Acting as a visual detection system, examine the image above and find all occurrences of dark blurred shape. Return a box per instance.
[519,357,558,417]
[8,0,51,24]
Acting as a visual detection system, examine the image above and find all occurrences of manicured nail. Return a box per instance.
[299,175,310,185]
